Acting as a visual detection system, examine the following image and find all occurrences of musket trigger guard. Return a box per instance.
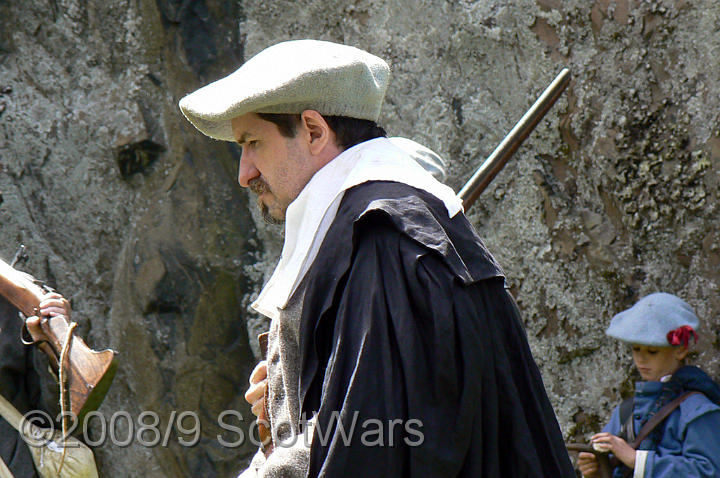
[19,311,48,346]
[20,320,41,346]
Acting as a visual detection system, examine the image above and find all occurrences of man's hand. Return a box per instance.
[25,292,72,343]
[591,432,636,469]
[244,360,268,421]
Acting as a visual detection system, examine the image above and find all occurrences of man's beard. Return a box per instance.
[249,177,285,225]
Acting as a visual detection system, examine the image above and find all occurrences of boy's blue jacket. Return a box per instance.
[604,366,720,477]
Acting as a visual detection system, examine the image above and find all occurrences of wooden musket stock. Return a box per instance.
[0,257,117,423]
[257,331,273,455]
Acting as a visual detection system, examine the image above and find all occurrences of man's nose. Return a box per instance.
[237,152,260,188]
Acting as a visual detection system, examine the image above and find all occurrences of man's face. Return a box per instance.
[231,113,315,223]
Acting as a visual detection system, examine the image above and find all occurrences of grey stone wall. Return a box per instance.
[1,0,719,476]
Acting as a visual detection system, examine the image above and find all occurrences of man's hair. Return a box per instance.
[257,113,387,150]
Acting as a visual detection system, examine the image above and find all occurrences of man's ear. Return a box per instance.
[300,110,332,155]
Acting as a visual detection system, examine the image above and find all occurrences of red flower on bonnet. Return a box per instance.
[666,325,698,347]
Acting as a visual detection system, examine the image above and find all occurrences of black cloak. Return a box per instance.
[296,181,574,477]
[0,296,59,478]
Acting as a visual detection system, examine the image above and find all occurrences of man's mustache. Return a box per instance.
[248,177,271,195]
[248,177,284,225]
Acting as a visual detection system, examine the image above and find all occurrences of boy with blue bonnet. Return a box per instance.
[577,292,720,478]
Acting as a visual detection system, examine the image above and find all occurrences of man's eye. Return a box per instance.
[647,349,658,354]
[247,140,258,147]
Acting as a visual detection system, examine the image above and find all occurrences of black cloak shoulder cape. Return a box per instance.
[296,181,574,477]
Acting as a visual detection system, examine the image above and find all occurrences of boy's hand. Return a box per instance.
[591,432,636,469]
[576,451,600,477]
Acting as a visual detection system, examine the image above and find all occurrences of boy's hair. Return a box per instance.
[257,113,387,150]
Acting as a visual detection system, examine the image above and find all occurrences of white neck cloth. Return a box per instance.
[251,137,463,320]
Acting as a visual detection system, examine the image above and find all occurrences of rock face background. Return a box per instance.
[1,0,718,476]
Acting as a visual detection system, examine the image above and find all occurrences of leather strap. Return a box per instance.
[618,397,635,443]
[630,390,700,449]
[0,394,20,478]
[0,455,14,478]
[0,393,23,432]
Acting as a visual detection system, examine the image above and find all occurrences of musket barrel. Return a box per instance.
[458,67,571,210]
